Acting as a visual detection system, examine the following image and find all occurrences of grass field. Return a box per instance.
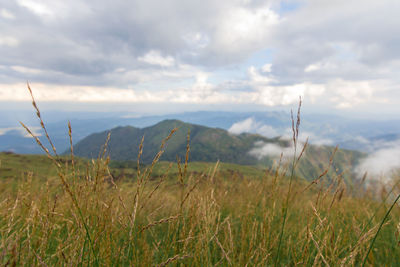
[0,89,399,266]
[1,147,399,266]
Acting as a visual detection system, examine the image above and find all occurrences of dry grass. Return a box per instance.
[0,85,399,266]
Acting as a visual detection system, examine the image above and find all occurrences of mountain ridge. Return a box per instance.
[72,119,364,183]
[72,119,280,165]
[4,110,400,154]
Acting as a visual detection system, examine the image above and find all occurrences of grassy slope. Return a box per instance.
[0,152,59,180]
[295,145,364,185]
[0,150,398,266]
[0,152,267,183]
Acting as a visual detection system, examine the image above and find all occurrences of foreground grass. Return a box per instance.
[0,150,399,266]
[1,87,398,266]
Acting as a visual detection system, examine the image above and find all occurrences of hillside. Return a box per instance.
[0,152,59,180]
[72,120,365,182]
[1,149,397,266]
[72,120,280,164]
[0,152,266,182]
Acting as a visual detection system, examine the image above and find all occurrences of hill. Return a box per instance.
[72,120,283,164]
[72,120,364,182]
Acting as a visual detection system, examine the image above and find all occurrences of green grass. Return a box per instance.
[0,87,399,266]
[0,149,399,266]
[0,152,59,179]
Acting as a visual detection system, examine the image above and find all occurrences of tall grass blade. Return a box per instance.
[274,97,302,266]
[362,192,400,267]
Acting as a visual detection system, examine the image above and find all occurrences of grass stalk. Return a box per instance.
[274,97,302,266]
[361,192,400,267]
[21,84,100,266]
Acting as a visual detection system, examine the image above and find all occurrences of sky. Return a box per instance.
[0,0,400,116]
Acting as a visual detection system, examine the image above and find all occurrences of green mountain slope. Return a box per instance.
[292,145,363,184]
[72,120,365,182]
[72,120,282,165]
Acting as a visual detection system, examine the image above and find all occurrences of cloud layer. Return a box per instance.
[355,139,400,182]
[228,118,279,137]
[229,117,333,146]
[248,140,295,161]
[0,0,399,111]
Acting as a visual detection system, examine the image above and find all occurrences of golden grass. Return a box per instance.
[0,85,399,266]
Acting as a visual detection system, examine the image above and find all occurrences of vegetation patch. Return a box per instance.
[0,87,398,266]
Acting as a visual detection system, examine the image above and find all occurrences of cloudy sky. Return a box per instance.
[0,0,399,115]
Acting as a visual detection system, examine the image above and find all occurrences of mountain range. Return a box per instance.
[2,110,400,155]
[72,119,364,183]
[73,120,280,164]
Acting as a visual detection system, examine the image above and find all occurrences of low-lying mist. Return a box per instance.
[355,139,400,182]
[230,117,400,184]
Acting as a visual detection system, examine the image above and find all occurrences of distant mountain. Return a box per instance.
[72,120,283,165]
[0,130,43,154]
[72,120,364,182]
[4,109,400,154]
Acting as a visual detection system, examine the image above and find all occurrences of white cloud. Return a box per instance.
[245,66,325,106]
[138,50,175,67]
[355,139,400,182]
[11,66,44,75]
[0,126,42,137]
[249,141,295,160]
[0,81,229,104]
[249,131,330,162]
[304,62,341,73]
[228,117,279,137]
[229,118,254,134]
[0,83,161,102]
[326,79,376,108]
[212,5,280,55]
[17,0,53,16]
[182,32,210,50]
[0,0,399,113]
[299,131,332,146]
[248,66,276,85]
[167,72,230,104]
[0,74,386,112]
[254,83,320,106]
[0,8,15,19]
[261,64,272,73]
[280,128,333,146]
[304,63,320,73]
[0,36,19,47]
[107,63,201,85]
[228,117,332,146]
